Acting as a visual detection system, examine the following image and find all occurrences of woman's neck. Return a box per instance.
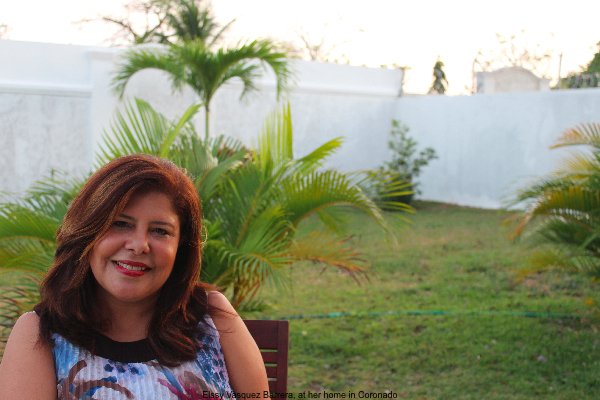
[97,298,157,342]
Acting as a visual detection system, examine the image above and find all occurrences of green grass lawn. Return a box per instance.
[244,201,600,399]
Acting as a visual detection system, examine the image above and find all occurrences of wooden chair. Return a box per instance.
[243,319,289,393]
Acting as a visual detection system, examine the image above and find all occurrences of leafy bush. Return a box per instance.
[381,120,438,205]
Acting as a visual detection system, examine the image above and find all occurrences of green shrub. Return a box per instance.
[381,120,438,205]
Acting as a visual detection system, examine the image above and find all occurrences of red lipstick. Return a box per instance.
[112,260,150,277]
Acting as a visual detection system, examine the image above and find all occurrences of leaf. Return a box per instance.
[553,122,600,150]
[291,232,370,282]
[96,98,201,165]
[0,277,41,357]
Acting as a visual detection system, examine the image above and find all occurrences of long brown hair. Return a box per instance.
[35,154,213,366]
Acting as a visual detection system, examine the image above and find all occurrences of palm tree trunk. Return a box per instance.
[205,105,210,142]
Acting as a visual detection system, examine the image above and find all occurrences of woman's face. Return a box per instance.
[89,191,181,309]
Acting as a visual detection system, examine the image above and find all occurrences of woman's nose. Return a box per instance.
[125,229,150,255]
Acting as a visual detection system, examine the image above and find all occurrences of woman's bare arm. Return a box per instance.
[0,312,57,400]
[208,291,269,394]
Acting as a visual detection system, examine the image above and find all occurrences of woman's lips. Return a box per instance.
[112,260,150,277]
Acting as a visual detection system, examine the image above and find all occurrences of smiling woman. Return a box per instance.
[89,191,181,333]
[0,154,267,399]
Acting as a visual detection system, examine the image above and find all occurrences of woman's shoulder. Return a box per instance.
[7,311,42,341]
[206,291,238,327]
[204,293,269,392]
[207,291,237,312]
[0,312,57,399]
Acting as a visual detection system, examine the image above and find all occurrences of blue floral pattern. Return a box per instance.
[52,317,232,399]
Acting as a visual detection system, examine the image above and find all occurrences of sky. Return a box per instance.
[2,0,600,95]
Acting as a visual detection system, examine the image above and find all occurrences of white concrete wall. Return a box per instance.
[0,40,94,196]
[395,88,600,208]
[210,61,400,171]
[3,40,600,209]
[0,40,402,197]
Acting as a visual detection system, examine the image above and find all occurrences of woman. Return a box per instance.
[0,154,268,399]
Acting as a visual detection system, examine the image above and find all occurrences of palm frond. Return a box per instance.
[291,232,370,282]
[0,277,41,357]
[296,137,344,174]
[159,101,203,158]
[353,170,415,215]
[510,186,600,239]
[280,170,403,240]
[255,103,293,176]
[6,171,84,222]
[0,205,60,244]
[0,204,58,277]
[218,61,261,100]
[206,18,237,48]
[209,134,247,162]
[195,151,248,202]
[205,207,294,308]
[112,47,184,97]
[254,103,343,179]
[96,98,201,165]
[170,39,293,104]
[0,238,55,276]
[508,121,600,292]
[513,246,600,283]
[553,122,600,150]
[527,186,600,220]
[524,216,600,252]
[165,0,224,45]
[233,39,294,98]
[553,152,600,180]
[210,163,275,247]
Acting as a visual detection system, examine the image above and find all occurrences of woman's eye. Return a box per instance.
[153,228,169,236]
[113,221,130,228]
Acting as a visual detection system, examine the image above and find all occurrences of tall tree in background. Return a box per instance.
[429,59,448,94]
[561,41,600,89]
[583,41,600,74]
[113,39,293,140]
[102,0,293,140]
[78,0,173,45]
[79,0,233,47]
[161,0,234,45]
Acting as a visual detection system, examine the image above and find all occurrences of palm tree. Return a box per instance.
[112,39,293,141]
[0,100,411,346]
[99,100,410,307]
[508,122,600,282]
[163,0,234,46]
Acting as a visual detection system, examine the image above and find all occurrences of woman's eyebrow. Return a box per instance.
[118,214,136,222]
[118,214,176,228]
[152,221,176,228]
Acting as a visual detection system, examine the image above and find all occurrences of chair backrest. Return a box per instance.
[243,319,289,394]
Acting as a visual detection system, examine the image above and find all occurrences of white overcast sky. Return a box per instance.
[2,0,599,95]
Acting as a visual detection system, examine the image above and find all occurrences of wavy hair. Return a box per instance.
[35,154,213,366]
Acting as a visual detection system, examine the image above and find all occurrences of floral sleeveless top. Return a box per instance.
[51,316,233,399]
